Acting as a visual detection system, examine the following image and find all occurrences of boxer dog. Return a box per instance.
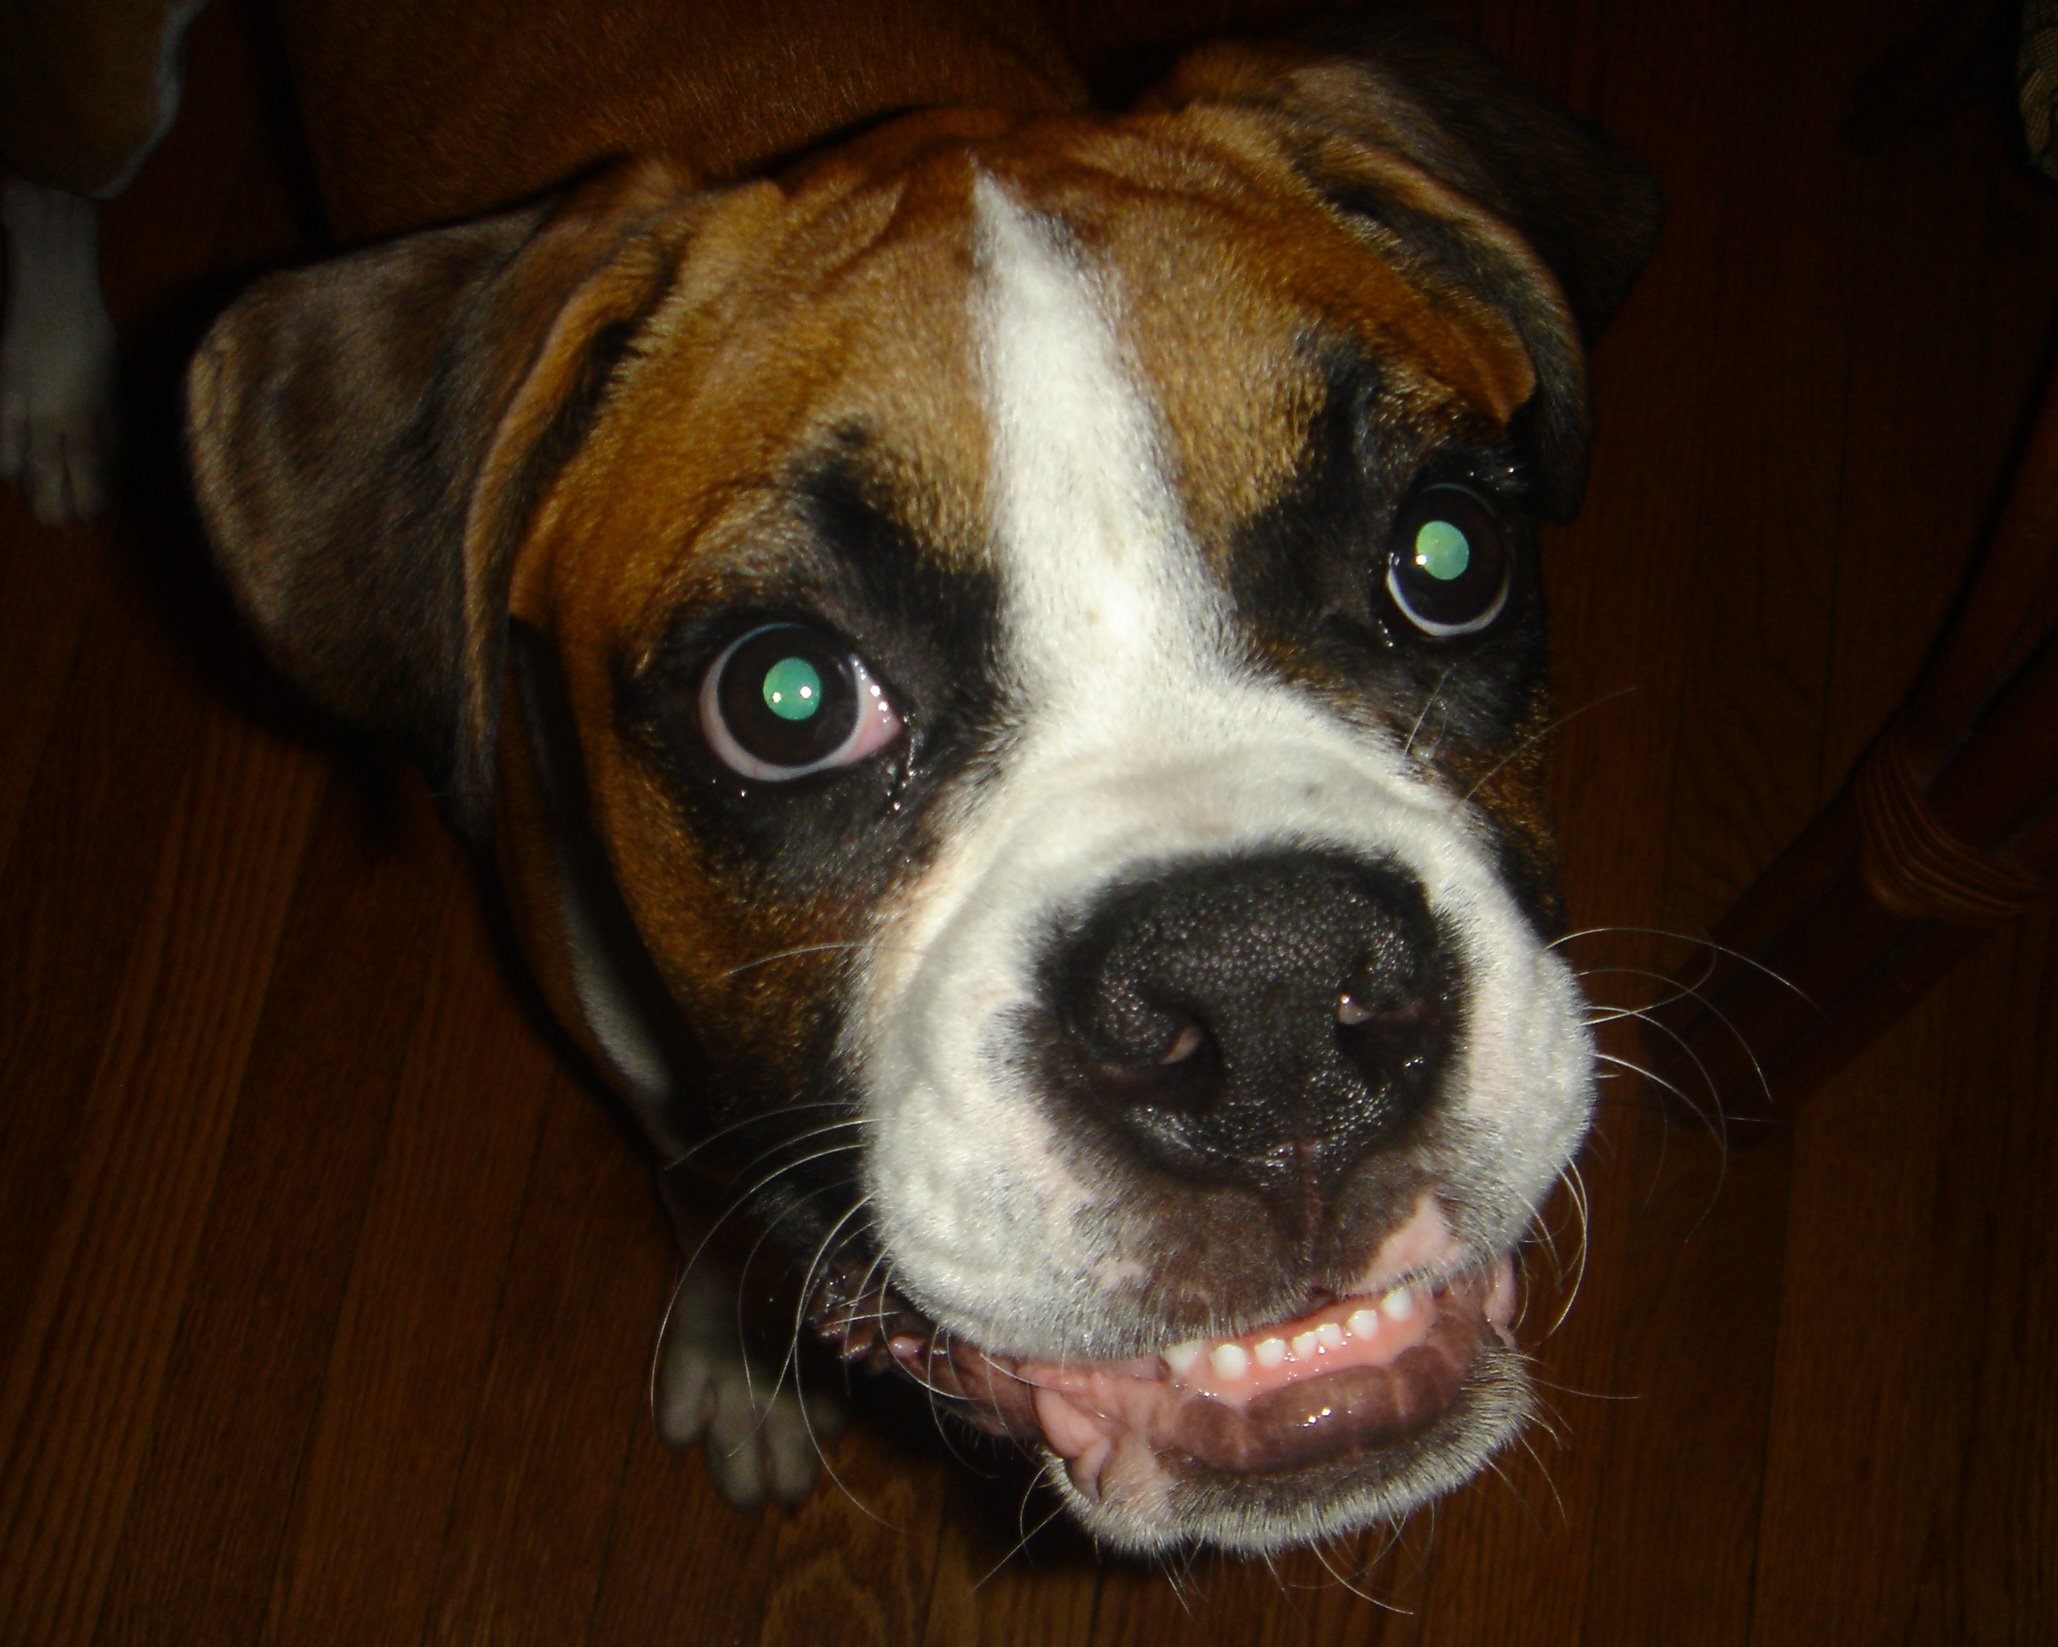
[174,0,1655,1556]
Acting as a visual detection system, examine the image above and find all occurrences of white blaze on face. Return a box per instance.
[851,176,1594,1363]
[963,176,1224,716]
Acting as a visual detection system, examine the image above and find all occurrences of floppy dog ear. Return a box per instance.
[1157,14,1659,515]
[186,160,698,840]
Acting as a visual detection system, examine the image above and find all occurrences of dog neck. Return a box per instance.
[277,0,1088,239]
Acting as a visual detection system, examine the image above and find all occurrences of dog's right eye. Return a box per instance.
[698,623,904,781]
[1383,484,1514,639]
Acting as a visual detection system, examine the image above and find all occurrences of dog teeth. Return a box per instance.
[1209,1342,1250,1381]
[1163,1288,1432,1387]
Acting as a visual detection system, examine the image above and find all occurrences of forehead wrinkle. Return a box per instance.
[555,173,1000,641]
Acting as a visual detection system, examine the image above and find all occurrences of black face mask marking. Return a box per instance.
[614,444,1007,908]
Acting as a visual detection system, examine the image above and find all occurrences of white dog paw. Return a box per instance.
[653,1270,843,1508]
[2,180,117,526]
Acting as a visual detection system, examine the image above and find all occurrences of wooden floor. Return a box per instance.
[3,1,2054,1642]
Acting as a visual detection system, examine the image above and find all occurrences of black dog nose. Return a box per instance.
[1036,851,1451,1192]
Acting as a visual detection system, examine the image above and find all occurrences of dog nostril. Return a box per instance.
[1334,960,1441,1091]
[1336,985,1384,1028]
[1158,1019,1206,1065]
[1086,1002,1223,1114]
[1084,986,1205,1066]
[1334,962,1431,1026]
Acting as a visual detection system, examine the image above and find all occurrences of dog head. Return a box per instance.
[186,16,1655,1556]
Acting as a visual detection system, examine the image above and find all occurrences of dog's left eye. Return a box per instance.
[1384,484,1514,639]
[698,622,904,781]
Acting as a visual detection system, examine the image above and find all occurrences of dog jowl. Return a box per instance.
[184,20,1655,1557]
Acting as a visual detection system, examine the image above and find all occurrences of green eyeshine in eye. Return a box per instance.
[762,656,822,721]
[1413,518,1472,582]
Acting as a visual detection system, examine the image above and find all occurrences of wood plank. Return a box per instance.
[592,1353,961,1646]
[581,1388,792,1647]
[0,567,209,1357]
[1093,1538,1407,1647]
[1752,907,2057,1644]
[749,1396,951,1647]
[1956,913,2058,1643]
[0,515,111,875]
[0,715,327,1645]
[89,780,459,1647]
[256,885,560,1647]
[417,1073,668,1647]
[1570,0,1892,1638]
[918,1466,1101,1647]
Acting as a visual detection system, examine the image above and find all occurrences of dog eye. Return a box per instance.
[698,622,904,781]
[1384,484,1514,639]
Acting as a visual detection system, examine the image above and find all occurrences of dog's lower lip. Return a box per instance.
[812,1255,1517,1495]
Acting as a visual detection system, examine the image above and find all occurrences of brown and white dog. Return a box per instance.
[33,0,1659,1556]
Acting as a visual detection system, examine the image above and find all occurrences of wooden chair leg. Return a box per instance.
[1648,357,2058,1130]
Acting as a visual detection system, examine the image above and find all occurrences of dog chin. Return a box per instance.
[812,1244,1530,1555]
[1047,1341,1536,1560]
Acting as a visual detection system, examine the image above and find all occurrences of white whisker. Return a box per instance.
[1403,664,1457,761]
[1550,923,1815,1007]
[1449,685,1641,810]
[973,1497,1071,1590]
[659,1100,858,1173]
